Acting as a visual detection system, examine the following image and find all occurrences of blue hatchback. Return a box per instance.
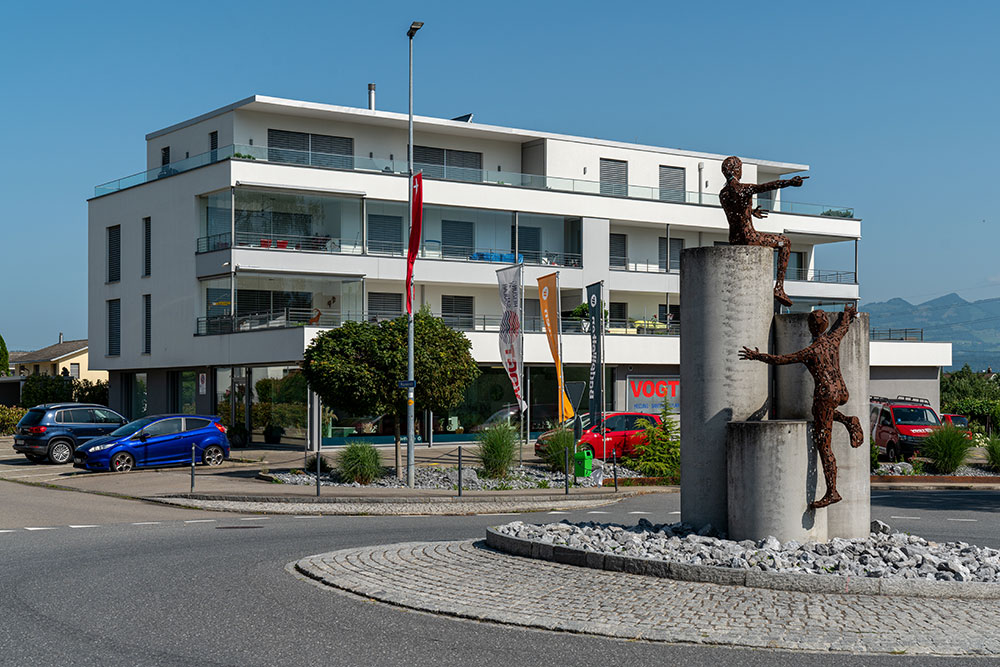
[73,414,230,472]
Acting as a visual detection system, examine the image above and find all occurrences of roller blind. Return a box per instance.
[658,165,685,202]
[609,233,627,268]
[442,220,474,258]
[107,225,121,282]
[600,159,627,196]
[368,214,403,254]
[107,299,121,356]
[368,292,403,317]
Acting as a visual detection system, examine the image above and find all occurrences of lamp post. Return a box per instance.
[406,20,423,488]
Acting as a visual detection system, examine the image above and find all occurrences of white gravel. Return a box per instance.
[874,462,997,477]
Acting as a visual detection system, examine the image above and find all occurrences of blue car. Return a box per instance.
[73,414,230,473]
[14,403,128,464]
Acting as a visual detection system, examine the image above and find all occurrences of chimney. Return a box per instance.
[368,83,376,110]
[59,332,64,344]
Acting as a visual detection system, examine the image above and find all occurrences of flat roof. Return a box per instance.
[146,95,809,173]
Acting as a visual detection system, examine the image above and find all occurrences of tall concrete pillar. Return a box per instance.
[727,421,827,543]
[680,246,773,532]
[773,312,870,539]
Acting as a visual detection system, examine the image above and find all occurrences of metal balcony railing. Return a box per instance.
[95,143,856,219]
[608,257,857,284]
[870,328,924,341]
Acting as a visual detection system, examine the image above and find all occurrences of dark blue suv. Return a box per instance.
[73,414,230,472]
[13,403,128,464]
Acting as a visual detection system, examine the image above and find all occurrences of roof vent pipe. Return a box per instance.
[368,83,376,110]
[59,332,64,344]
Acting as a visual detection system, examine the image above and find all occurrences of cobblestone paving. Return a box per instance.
[296,539,1000,655]
[153,497,620,515]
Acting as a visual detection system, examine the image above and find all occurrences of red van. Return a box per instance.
[941,414,973,439]
[870,395,941,461]
[533,411,661,460]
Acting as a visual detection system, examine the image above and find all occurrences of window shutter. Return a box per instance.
[441,220,474,258]
[161,147,170,166]
[143,218,151,276]
[143,294,151,354]
[600,159,628,196]
[368,214,403,254]
[609,302,627,323]
[107,225,121,282]
[108,300,121,356]
[512,226,540,263]
[268,129,309,164]
[236,289,271,315]
[609,232,627,268]
[658,237,667,271]
[414,145,445,179]
[441,295,474,329]
[658,165,685,202]
[209,131,218,151]
[669,238,684,272]
[367,292,403,317]
[445,148,482,182]
[310,133,354,169]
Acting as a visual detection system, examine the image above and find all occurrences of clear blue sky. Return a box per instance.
[1,0,996,350]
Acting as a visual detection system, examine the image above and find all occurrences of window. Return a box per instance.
[600,158,628,196]
[609,302,627,324]
[441,220,475,259]
[92,408,122,424]
[209,131,218,151]
[142,218,151,276]
[414,145,482,182]
[367,292,403,319]
[602,414,626,432]
[143,418,184,438]
[609,233,627,268]
[184,418,211,431]
[143,294,151,354]
[775,250,806,280]
[368,214,403,255]
[658,166,685,203]
[525,298,541,332]
[107,299,121,356]
[65,409,93,423]
[511,226,541,264]
[659,237,684,272]
[658,304,680,325]
[267,129,353,169]
[441,295,474,329]
[69,363,80,379]
[161,146,170,166]
[107,225,121,282]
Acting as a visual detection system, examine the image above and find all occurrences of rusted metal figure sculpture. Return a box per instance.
[719,156,807,307]
[738,305,864,508]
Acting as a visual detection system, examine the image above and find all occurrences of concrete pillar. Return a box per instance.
[726,420,827,543]
[680,246,773,532]
[774,312,870,539]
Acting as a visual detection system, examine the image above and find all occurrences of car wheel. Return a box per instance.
[110,452,135,472]
[886,442,899,462]
[202,445,225,467]
[48,440,73,465]
[579,443,595,458]
[25,453,46,463]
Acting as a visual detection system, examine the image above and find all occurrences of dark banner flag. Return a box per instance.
[405,172,424,314]
[586,281,603,428]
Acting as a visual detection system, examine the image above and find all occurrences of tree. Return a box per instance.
[941,364,1000,434]
[0,333,8,377]
[303,308,480,475]
[624,404,681,479]
[20,375,75,408]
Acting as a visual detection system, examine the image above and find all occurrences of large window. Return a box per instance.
[267,129,354,169]
[198,190,232,252]
[230,187,363,253]
[414,145,482,182]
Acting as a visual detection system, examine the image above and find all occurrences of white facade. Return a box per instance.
[88,95,944,422]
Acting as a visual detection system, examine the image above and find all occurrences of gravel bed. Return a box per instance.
[874,462,998,477]
[495,518,1000,582]
[271,461,643,490]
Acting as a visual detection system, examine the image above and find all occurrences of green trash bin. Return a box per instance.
[574,449,593,477]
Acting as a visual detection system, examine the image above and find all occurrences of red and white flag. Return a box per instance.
[405,172,424,314]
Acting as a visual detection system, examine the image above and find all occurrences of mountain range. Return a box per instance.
[862,293,1000,371]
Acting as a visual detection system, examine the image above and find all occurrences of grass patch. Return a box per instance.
[476,421,519,479]
[921,425,973,474]
[541,429,576,474]
[337,441,381,484]
[985,435,1000,472]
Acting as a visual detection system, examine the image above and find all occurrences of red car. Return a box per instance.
[870,395,941,461]
[941,414,973,439]
[533,411,661,460]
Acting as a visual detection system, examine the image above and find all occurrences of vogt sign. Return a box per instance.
[626,376,680,413]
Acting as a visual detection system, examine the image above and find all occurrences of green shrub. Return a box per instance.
[624,405,681,478]
[921,425,973,474]
[305,454,334,473]
[75,379,108,405]
[985,435,1000,472]
[0,405,27,435]
[542,429,576,473]
[476,421,519,478]
[20,375,74,408]
[337,441,382,484]
[870,437,879,472]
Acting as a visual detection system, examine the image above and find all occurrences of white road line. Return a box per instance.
[548,511,568,515]
[669,511,681,515]
[947,518,978,522]
[132,522,160,525]
[240,516,270,521]
[0,530,15,533]
[69,525,99,529]
[628,511,651,515]
[587,511,610,514]
[293,515,322,519]
[889,516,920,520]
[24,527,57,531]
[184,519,216,524]
[479,513,520,516]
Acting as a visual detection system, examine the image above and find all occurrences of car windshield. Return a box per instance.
[17,409,47,427]
[893,407,940,426]
[111,417,157,437]
[949,416,970,428]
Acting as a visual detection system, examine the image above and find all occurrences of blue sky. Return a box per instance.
[1,0,996,349]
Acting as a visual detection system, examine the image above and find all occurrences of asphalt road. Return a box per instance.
[1,481,997,666]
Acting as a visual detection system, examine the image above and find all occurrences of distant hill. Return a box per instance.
[862,292,1000,371]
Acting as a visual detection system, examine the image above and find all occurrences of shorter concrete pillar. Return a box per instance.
[727,421,827,544]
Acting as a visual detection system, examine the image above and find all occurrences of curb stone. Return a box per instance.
[485,526,1000,599]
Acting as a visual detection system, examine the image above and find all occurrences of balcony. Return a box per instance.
[870,328,924,341]
[95,143,856,219]
[608,257,857,284]
[195,308,680,338]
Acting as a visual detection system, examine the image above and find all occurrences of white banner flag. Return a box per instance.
[496,265,526,410]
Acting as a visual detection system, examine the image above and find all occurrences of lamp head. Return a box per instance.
[407,21,424,37]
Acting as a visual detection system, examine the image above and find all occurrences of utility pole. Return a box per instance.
[406,20,423,488]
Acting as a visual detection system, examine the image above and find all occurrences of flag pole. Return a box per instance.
[406,21,423,488]
[555,271,565,423]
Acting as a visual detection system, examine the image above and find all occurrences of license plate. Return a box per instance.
[74,457,83,464]
[13,438,23,445]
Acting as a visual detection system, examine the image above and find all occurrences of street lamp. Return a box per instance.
[406,20,423,488]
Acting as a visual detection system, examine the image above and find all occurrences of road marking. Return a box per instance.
[587,511,610,514]
[480,513,520,516]
[548,511,568,515]
[132,522,160,525]
[890,516,920,520]
[628,511,651,515]
[294,515,322,519]
[0,530,15,533]
[947,518,978,522]
[24,527,57,531]
[669,511,681,515]
[69,525,99,528]
[240,516,270,521]
[184,519,216,524]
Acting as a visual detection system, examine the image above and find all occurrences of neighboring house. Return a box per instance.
[86,93,949,430]
[11,334,108,382]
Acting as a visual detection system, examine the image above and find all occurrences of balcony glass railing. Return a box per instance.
[870,328,923,341]
[195,309,680,337]
[96,143,855,218]
[608,257,857,284]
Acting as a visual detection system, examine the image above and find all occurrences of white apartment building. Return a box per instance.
[87,95,950,442]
